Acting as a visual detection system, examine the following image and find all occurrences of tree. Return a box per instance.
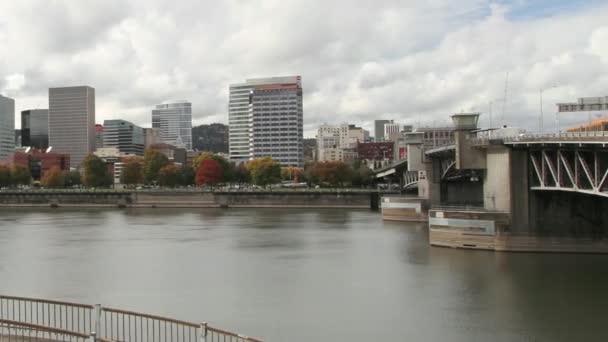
[193,152,233,182]
[121,157,144,186]
[11,165,31,185]
[158,164,180,187]
[281,167,303,183]
[234,163,250,184]
[246,157,281,187]
[309,161,353,187]
[143,149,169,184]
[179,166,195,186]
[64,170,82,188]
[351,164,374,187]
[41,166,65,188]
[0,165,11,187]
[82,154,112,188]
[195,159,223,186]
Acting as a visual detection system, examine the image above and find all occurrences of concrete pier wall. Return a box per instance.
[0,191,376,209]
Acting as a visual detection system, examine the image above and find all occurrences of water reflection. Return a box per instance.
[0,208,607,342]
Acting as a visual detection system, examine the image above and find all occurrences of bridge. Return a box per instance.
[0,295,262,342]
[382,113,608,253]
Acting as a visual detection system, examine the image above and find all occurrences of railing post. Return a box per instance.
[94,304,101,340]
[199,322,208,342]
[90,331,97,342]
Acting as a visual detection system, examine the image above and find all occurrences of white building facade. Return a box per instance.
[228,76,303,167]
[152,101,193,150]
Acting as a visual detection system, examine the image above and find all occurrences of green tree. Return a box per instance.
[179,166,195,186]
[11,165,31,185]
[64,170,82,188]
[82,154,112,188]
[246,157,281,187]
[41,166,65,188]
[234,163,250,184]
[121,157,144,186]
[143,149,169,184]
[0,165,11,187]
[351,164,374,187]
[158,164,180,187]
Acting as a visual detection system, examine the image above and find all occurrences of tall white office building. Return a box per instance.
[0,95,15,161]
[228,76,303,167]
[152,101,193,150]
[48,86,96,167]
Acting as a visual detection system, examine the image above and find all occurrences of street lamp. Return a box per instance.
[540,85,559,133]
[488,98,504,129]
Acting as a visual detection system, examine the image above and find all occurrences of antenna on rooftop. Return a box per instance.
[501,71,510,124]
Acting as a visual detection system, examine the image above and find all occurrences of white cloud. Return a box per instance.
[0,0,607,136]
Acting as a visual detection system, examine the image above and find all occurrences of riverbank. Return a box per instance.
[0,190,386,209]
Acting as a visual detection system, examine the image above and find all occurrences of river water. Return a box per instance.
[0,208,607,341]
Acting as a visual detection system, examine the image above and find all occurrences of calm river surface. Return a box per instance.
[1,208,607,341]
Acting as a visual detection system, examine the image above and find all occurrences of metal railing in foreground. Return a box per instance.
[0,295,263,342]
[0,319,92,341]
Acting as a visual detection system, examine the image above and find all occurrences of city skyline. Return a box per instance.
[2,1,608,137]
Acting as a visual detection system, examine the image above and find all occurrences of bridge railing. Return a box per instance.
[503,131,608,143]
[0,295,263,342]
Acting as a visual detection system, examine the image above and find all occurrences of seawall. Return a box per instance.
[0,190,382,209]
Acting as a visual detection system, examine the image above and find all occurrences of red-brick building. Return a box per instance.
[13,150,70,180]
[356,142,394,170]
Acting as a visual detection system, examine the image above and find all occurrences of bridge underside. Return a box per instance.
[528,190,608,239]
[529,149,608,198]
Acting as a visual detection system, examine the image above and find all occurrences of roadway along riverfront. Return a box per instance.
[0,208,607,341]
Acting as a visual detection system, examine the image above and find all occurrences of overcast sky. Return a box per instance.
[1,0,607,137]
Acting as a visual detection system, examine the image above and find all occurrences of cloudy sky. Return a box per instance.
[1,0,607,137]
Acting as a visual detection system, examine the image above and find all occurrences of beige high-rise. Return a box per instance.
[49,86,95,168]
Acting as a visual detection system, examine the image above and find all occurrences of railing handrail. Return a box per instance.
[0,319,91,339]
[0,294,95,309]
[101,307,199,328]
[207,326,264,342]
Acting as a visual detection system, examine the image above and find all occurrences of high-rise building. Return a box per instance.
[229,76,303,167]
[103,119,145,156]
[152,101,193,150]
[144,127,160,148]
[48,86,95,168]
[384,122,402,141]
[95,124,104,149]
[374,120,392,142]
[144,128,160,148]
[0,95,15,161]
[21,109,49,149]
[14,129,21,148]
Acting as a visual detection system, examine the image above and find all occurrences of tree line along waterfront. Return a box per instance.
[0,149,376,190]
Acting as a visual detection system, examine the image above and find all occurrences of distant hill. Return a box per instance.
[192,123,228,153]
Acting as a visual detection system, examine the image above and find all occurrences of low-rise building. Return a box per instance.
[13,149,70,180]
[356,142,394,170]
